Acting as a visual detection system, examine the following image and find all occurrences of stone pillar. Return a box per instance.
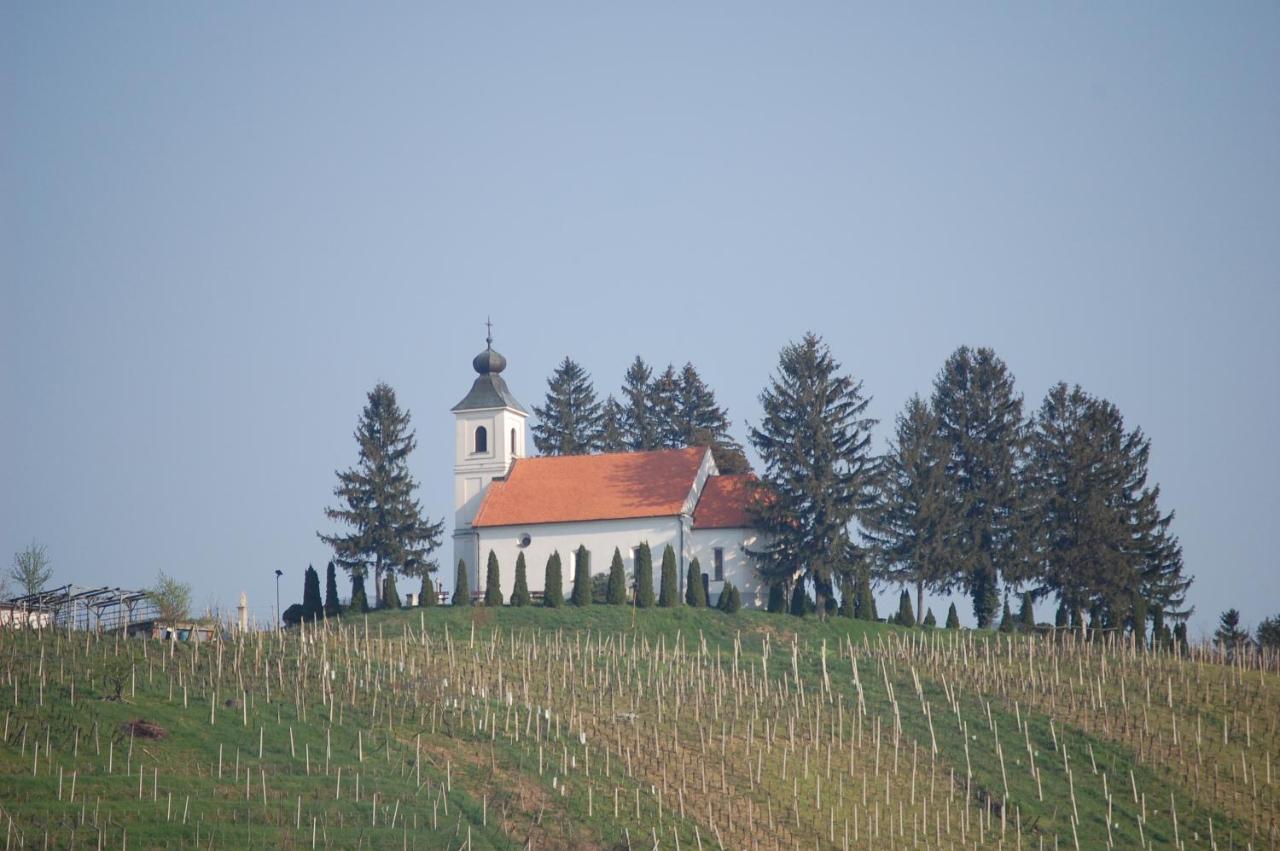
[237,592,248,633]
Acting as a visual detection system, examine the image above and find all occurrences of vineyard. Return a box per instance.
[1,606,1276,849]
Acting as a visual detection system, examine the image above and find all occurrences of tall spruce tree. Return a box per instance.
[452,559,470,607]
[484,551,503,606]
[658,545,680,607]
[675,363,748,473]
[606,548,627,604]
[866,395,953,623]
[302,565,323,622]
[599,397,628,453]
[930,347,1027,628]
[1214,609,1250,659]
[324,562,341,617]
[320,383,444,608]
[686,557,707,607]
[748,334,878,615]
[571,546,592,606]
[510,552,531,606]
[532,358,604,455]
[621,357,660,451]
[649,365,683,449]
[543,552,563,607]
[633,542,655,607]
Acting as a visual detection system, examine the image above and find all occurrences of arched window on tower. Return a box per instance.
[511,428,517,455]
[474,425,488,454]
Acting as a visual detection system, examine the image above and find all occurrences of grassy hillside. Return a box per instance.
[1,605,1275,848]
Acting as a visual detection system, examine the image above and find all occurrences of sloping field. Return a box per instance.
[1,606,1275,849]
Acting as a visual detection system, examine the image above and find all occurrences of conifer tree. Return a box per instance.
[658,545,680,607]
[420,574,437,607]
[324,562,341,617]
[686,557,707,607]
[606,548,627,604]
[452,560,470,607]
[532,358,604,455]
[350,573,369,613]
[599,397,627,453]
[675,363,749,473]
[484,551,503,606]
[543,552,563,607]
[510,553,531,606]
[1055,602,1069,629]
[923,608,937,627]
[790,582,810,617]
[650,365,683,449]
[571,546,592,606]
[1255,615,1280,651]
[1173,622,1189,654]
[748,334,878,615]
[1214,609,1249,659]
[320,383,444,608]
[1019,591,1035,630]
[621,357,660,451]
[302,565,323,622]
[853,566,877,621]
[718,582,741,613]
[633,543,655,608]
[896,589,915,627]
[930,347,1027,628]
[945,602,960,629]
[383,573,401,609]
[999,598,1015,632]
[766,582,786,613]
[837,577,854,617]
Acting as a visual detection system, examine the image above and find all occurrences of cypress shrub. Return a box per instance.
[853,568,876,620]
[350,573,369,613]
[606,548,627,604]
[766,582,786,614]
[543,552,563,608]
[718,581,741,613]
[789,582,810,617]
[923,607,937,628]
[484,551,503,606]
[324,562,341,617]
[1019,591,1035,630]
[897,589,915,627]
[302,565,323,621]
[837,577,854,618]
[452,560,470,607]
[510,552,530,606]
[685,557,707,607]
[1055,602,1069,628]
[633,542,654,608]
[420,574,436,607]
[571,546,592,606]
[383,573,401,609]
[999,598,1015,632]
[945,602,960,629]
[658,545,680,607]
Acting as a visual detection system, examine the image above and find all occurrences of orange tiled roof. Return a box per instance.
[692,474,759,529]
[472,447,709,527]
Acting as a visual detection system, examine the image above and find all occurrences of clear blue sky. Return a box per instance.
[3,3,1277,636]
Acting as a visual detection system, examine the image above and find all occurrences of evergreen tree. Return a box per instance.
[484,551,503,606]
[382,573,401,609]
[1173,622,1189,655]
[599,397,627,453]
[606,548,627,604]
[748,334,878,615]
[531,358,604,455]
[452,559,470,607]
[896,589,916,627]
[930,347,1028,628]
[675,363,748,473]
[510,552,531,606]
[1255,615,1280,651]
[302,565,323,622]
[658,545,680,607]
[999,598,1015,632]
[350,573,369,613]
[320,383,444,608]
[621,357,660,451]
[1055,602,1069,629]
[790,582,811,617]
[766,582,786,614]
[1214,609,1250,658]
[718,582,741,613]
[686,557,707,607]
[324,562,341,617]
[1019,591,1035,630]
[853,565,877,621]
[650,365,683,449]
[1128,591,1149,644]
[945,602,960,629]
[420,574,437,607]
[633,542,655,608]
[543,552,563,607]
[867,395,953,625]
[923,608,937,627]
[837,577,855,617]
[571,546,592,606]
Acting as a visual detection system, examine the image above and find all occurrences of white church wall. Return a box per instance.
[690,528,766,609]
[475,516,685,600]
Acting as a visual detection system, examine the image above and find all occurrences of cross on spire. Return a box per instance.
[485,316,493,349]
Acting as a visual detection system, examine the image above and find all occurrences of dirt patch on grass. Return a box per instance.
[120,719,167,739]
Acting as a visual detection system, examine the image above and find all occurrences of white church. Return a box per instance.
[450,336,766,608]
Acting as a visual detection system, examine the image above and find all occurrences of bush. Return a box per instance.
[606,548,627,604]
[945,602,960,629]
[718,581,741,613]
[382,573,401,609]
[324,562,342,617]
[766,582,786,613]
[543,552,563,608]
[790,582,811,617]
[896,589,915,627]
[686,557,707,607]
[1019,592,1035,630]
[998,599,1015,632]
[1055,602,1069,628]
[510,553,530,606]
[282,603,306,627]
[571,546,591,606]
[658,546,680,607]
[452,560,470,607]
[483,551,503,606]
[350,573,369,613]
[923,608,937,628]
[633,543,654,608]
[420,574,436,607]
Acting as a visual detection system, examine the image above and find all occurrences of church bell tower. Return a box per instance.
[450,324,528,596]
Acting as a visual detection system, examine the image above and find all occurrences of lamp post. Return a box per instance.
[274,569,283,631]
